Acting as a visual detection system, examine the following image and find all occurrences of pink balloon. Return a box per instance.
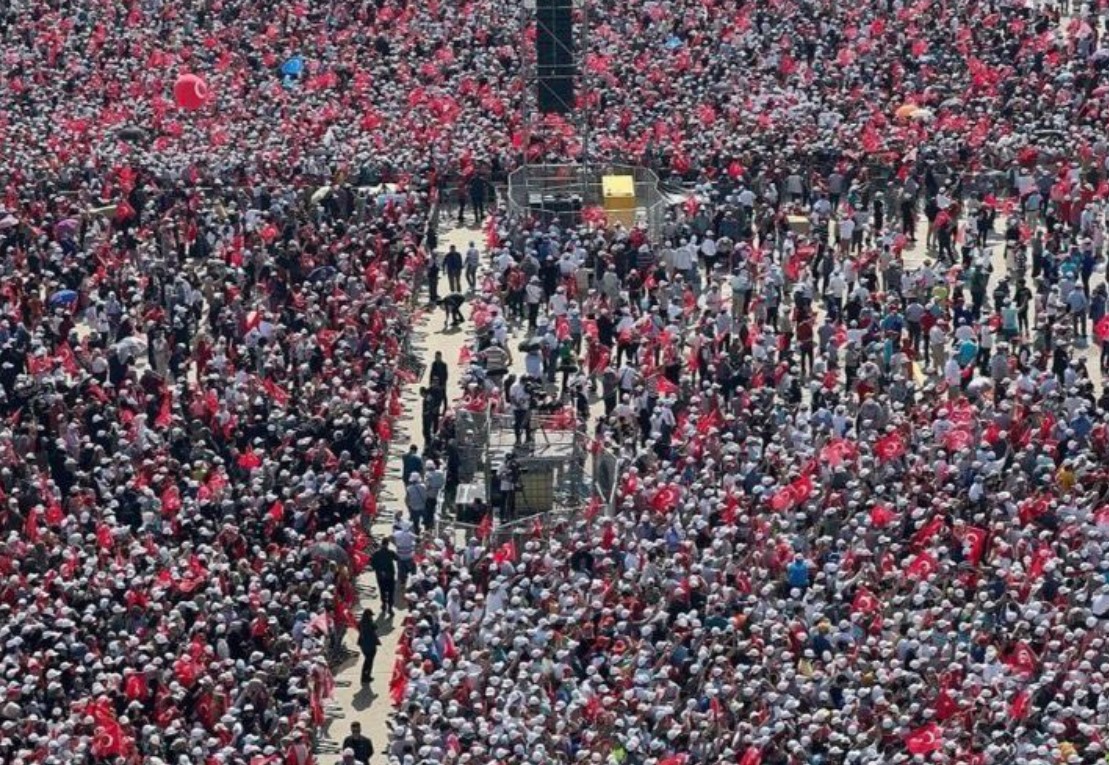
[174,74,209,111]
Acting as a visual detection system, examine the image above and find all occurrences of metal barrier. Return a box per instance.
[506,163,669,240]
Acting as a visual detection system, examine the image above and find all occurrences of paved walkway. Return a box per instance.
[316,219,491,764]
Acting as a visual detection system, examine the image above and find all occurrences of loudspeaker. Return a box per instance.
[535,0,574,113]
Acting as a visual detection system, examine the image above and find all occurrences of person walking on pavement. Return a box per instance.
[393,521,417,604]
[370,538,397,617]
[444,245,463,293]
[420,381,446,445]
[405,473,428,533]
[427,254,441,304]
[401,444,423,484]
[469,173,487,225]
[465,241,481,290]
[341,722,374,764]
[357,609,381,685]
[429,350,448,389]
[425,460,445,530]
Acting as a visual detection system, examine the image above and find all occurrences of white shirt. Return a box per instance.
[944,358,962,386]
[672,245,694,271]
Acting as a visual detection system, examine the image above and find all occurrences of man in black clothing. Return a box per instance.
[443,245,463,293]
[469,174,487,225]
[341,722,374,765]
[427,256,441,304]
[429,350,448,389]
[439,293,466,328]
[370,538,398,616]
[420,381,447,445]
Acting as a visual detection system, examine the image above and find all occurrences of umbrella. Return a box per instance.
[112,336,147,361]
[895,103,918,119]
[518,340,541,352]
[308,541,350,566]
[310,185,332,205]
[909,108,934,122]
[54,218,79,237]
[117,126,149,143]
[281,56,305,77]
[0,215,18,230]
[307,265,337,283]
[48,290,78,308]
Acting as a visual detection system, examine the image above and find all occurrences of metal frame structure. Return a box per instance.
[506,162,669,238]
[518,0,592,167]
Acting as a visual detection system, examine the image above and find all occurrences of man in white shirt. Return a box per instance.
[525,278,544,331]
[837,216,855,255]
[549,286,569,317]
[671,239,694,279]
[944,356,963,388]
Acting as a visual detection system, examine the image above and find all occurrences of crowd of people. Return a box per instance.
[384,2,1109,765]
[1,0,1109,761]
[0,32,434,758]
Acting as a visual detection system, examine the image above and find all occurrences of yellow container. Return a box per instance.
[602,175,636,211]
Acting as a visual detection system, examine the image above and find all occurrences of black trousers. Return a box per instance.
[376,574,395,613]
[361,649,377,683]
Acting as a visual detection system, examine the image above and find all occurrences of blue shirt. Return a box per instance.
[787,560,810,588]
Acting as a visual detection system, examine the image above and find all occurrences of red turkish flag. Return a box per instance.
[652,485,680,512]
[262,378,290,408]
[160,485,182,517]
[657,375,680,396]
[906,552,938,580]
[912,515,945,547]
[493,540,517,565]
[155,391,173,428]
[944,427,974,452]
[869,504,897,527]
[476,512,493,540]
[905,722,943,755]
[91,719,127,758]
[56,342,80,375]
[851,587,881,614]
[820,438,858,466]
[874,433,906,461]
[584,495,603,522]
[738,749,761,765]
[124,673,148,701]
[237,449,263,470]
[1028,546,1053,580]
[696,408,723,434]
[934,690,960,721]
[770,485,797,511]
[23,508,39,543]
[790,474,814,505]
[1004,642,1038,678]
[1096,315,1109,342]
[389,664,408,706]
[961,526,988,564]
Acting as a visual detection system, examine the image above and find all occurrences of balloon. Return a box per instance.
[174,74,209,111]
